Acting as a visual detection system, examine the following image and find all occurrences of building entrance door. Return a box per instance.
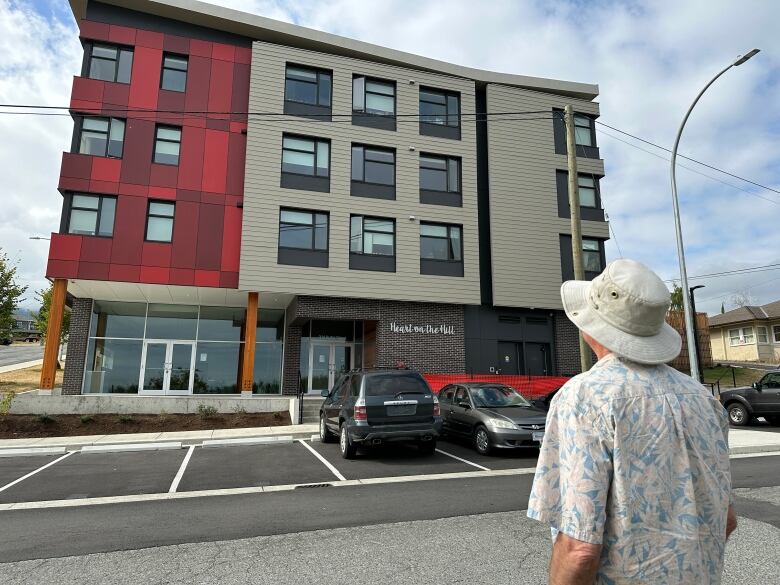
[139,340,195,395]
[526,342,552,376]
[309,342,353,394]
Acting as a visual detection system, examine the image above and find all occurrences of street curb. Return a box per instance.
[729,444,780,455]
[0,359,44,374]
[0,447,67,458]
[309,435,320,443]
[81,442,183,454]
[202,436,294,448]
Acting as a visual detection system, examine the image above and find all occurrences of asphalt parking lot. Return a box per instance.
[0,438,541,505]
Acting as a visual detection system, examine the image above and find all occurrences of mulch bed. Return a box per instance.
[0,412,291,440]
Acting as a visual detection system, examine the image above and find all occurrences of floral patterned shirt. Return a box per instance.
[527,354,733,584]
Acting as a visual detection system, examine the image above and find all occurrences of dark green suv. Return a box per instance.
[318,368,442,459]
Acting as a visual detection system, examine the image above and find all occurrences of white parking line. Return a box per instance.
[0,451,74,494]
[297,439,346,481]
[435,448,491,471]
[168,445,195,493]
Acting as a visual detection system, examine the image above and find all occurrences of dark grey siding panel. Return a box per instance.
[86,2,252,46]
[278,248,329,268]
[419,122,461,140]
[283,101,332,122]
[351,114,396,131]
[280,173,330,193]
[420,190,462,207]
[475,86,492,306]
[350,181,395,200]
[420,260,464,277]
[349,254,395,272]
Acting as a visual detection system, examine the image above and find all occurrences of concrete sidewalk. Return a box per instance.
[729,427,780,454]
[0,423,319,451]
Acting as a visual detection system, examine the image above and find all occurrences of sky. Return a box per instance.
[1,0,778,316]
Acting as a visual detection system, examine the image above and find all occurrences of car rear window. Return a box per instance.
[364,372,430,397]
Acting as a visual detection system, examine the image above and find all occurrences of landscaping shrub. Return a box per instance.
[38,414,55,424]
[232,405,247,415]
[273,411,282,421]
[118,414,135,423]
[196,404,218,419]
[80,415,94,424]
[0,391,14,417]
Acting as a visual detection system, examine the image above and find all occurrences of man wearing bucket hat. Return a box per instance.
[527,259,736,584]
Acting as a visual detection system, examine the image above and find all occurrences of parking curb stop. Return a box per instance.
[202,436,294,448]
[81,442,183,454]
[0,447,67,458]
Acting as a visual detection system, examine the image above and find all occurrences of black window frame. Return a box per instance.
[160,53,189,92]
[554,170,605,222]
[349,215,396,273]
[419,87,461,140]
[84,42,134,84]
[350,144,396,200]
[144,200,176,243]
[419,154,462,207]
[552,109,600,159]
[284,62,333,109]
[420,221,464,277]
[62,193,117,238]
[76,115,126,158]
[582,238,604,274]
[280,134,331,193]
[352,75,397,131]
[277,208,330,268]
[153,124,182,166]
[559,235,606,281]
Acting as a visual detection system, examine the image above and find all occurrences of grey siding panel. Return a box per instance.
[485,85,610,310]
[241,42,480,305]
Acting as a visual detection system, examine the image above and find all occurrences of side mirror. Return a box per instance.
[320,389,330,397]
[458,401,471,409]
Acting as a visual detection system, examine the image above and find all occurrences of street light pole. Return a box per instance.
[670,48,759,382]
[689,285,705,382]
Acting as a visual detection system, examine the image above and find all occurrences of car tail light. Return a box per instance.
[432,396,440,417]
[354,399,367,421]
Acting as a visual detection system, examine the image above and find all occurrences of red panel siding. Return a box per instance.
[49,21,249,289]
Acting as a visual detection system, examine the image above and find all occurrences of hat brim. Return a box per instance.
[561,280,682,365]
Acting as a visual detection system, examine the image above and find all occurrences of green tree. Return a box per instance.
[669,283,684,313]
[721,302,725,314]
[33,284,70,344]
[0,250,28,340]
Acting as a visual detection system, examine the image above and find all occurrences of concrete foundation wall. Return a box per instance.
[10,390,293,417]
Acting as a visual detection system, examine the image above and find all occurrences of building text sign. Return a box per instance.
[389,322,455,335]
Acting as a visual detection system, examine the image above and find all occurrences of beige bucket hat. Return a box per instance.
[561,258,682,364]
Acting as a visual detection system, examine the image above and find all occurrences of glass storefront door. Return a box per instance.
[139,340,195,395]
[308,342,353,394]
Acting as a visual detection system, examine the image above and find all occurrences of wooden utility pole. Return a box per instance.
[240,292,259,395]
[565,104,592,372]
[39,278,68,392]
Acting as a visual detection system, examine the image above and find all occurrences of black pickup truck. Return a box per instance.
[719,369,780,426]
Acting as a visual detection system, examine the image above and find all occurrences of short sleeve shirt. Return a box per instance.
[527,354,733,584]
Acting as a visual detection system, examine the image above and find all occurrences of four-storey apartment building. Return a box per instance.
[41,0,608,399]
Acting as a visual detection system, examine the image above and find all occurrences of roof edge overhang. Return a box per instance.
[70,0,600,100]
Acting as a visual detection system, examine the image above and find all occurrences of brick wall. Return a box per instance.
[62,297,92,395]
[553,310,606,375]
[283,296,465,394]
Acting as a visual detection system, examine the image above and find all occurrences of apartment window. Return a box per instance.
[729,327,755,346]
[65,194,116,237]
[278,209,329,268]
[280,135,330,192]
[353,76,396,131]
[773,325,780,342]
[351,217,394,255]
[161,54,188,92]
[350,145,396,200]
[757,326,769,343]
[583,239,603,272]
[419,88,460,139]
[419,155,461,206]
[78,117,125,158]
[578,175,598,208]
[420,223,463,277]
[574,115,594,146]
[87,43,133,83]
[145,201,175,243]
[153,126,182,165]
[285,65,331,107]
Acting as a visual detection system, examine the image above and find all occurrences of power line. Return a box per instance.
[664,262,780,283]
[595,119,780,197]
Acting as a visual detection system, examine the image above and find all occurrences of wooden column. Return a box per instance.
[240,292,259,395]
[39,278,68,392]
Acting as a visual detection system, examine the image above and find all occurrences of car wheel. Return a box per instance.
[418,440,437,456]
[340,423,357,459]
[319,414,335,443]
[727,403,749,426]
[474,425,492,455]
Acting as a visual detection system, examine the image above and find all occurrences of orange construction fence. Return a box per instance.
[422,374,570,399]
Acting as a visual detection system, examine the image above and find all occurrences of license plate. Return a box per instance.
[387,404,416,416]
[532,431,545,443]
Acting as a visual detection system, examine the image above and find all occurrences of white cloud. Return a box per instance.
[1,0,779,315]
